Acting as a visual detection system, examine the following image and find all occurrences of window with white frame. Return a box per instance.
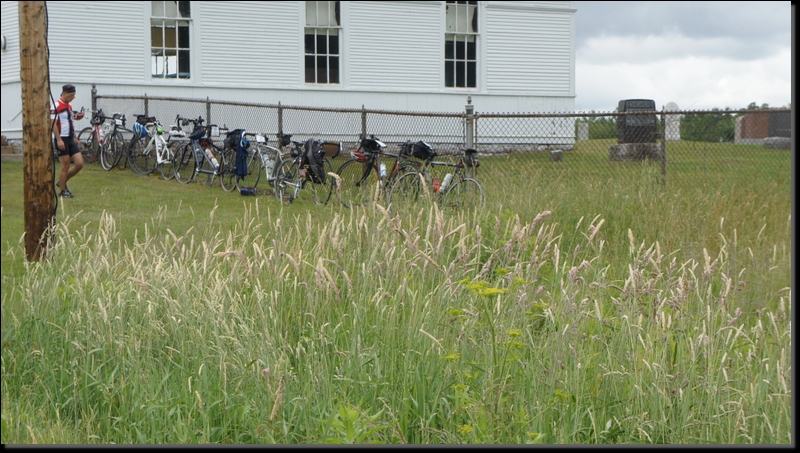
[445,1,477,88]
[151,1,191,79]
[305,1,340,84]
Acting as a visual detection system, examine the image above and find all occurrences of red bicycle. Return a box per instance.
[76,108,130,170]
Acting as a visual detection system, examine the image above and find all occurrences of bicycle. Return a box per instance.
[334,134,418,208]
[234,131,294,194]
[273,137,336,205]
[173,119,236,192]
[388,147,484,209]
[126,115,184,179]
[75,108,129,169]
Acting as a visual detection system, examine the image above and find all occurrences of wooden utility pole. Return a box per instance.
[19,1,54,261]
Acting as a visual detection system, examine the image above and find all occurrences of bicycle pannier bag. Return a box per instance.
[304,138,326,185]
[224,129,245,150]
[321,141,341,159]
[411,141,435,160]
[464,148,480,168]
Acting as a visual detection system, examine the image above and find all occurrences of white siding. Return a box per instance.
[198,2,301,87]
[485,5,572,95]
[1,1,577,138]
[488,1,574,11]
[347,1,441,90]
[46,1,147,84]
[1,2,20,83]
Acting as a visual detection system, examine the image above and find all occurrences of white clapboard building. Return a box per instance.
[1,1,575,140]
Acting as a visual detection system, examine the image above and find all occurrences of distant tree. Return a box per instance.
[575,113,617,139]
[680,108,735,142]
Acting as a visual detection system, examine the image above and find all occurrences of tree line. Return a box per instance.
[575,102,789,142]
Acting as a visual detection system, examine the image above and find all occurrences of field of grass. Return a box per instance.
[0,143,792,444]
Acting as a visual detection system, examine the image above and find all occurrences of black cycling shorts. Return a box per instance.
[55,135,80,157]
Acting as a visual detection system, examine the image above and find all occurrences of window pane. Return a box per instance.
[456,38,465,60]
[329,56,339,83]
[152,1,164,17]
[445,38,454,59]
[178,22,189,48]
[467,37,476,60]
[152,50,164,77]
[165,1,178,18]
[178,1,191,18]
[164,22,177,48]
[469,4,477,32]
[306,2,317,26]
[467,61,476,87]
[318,1,330,26]
[305,33,315,54]
[151,25,163,47]
[316,33,327,55]
[165,49,177,78]
[445,61,454,87]
[446,4,455,32]
[178,49,190,78]
[305,55,316,82]
[317,56,328,83]
[329,33,339,55]
[456,61,465,87]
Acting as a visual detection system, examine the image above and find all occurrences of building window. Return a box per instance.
[305,1,340,84]
[445,1,477,88]
[151,1,191,79]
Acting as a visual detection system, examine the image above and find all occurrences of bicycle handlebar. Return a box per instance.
[175,115,204,128]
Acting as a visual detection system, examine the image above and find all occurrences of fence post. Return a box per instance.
[465,96,474,149]
[278,102,283,133]
[206,97,211,126]
[361,105,367,137]
[660,106,666,186]
[91,84,98,157]
[91,83,97,112]
[144,93,148,117]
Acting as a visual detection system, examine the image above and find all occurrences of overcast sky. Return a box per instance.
[573,1,793,112]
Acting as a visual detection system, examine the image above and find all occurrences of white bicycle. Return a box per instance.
[127,117,185,179]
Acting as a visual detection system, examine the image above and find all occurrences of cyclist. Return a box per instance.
[51,84,85,198]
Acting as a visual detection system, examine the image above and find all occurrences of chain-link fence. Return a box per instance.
[94,89,792,188]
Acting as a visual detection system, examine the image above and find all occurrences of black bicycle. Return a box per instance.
[172,117,236,192]
[334,134,418,208]
[273,138,336,205]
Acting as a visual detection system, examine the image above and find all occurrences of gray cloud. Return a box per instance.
[575,1,791,60]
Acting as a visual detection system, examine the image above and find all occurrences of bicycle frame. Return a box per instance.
[143,122,171,165]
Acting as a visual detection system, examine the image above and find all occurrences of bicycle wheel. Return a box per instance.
[158,141,179,180]
[336,159,378,208]
[383,161,420,202]
[174,143,196,184]
[77,127,97,163]
[219,149,237,192]
[387,170,427,208]
[274,159,301,204]
[439,177,484,209]
[114,128,134,169]
[257,146,281,194]
[128,137,156,175]
[309,158,334,206]
[100,130,123,171]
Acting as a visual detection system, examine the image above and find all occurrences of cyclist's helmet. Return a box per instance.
[133,122,147,139]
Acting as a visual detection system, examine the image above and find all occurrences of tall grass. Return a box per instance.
[0,158,791,444]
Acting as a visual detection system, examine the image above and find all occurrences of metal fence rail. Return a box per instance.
[94,87,792,187]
